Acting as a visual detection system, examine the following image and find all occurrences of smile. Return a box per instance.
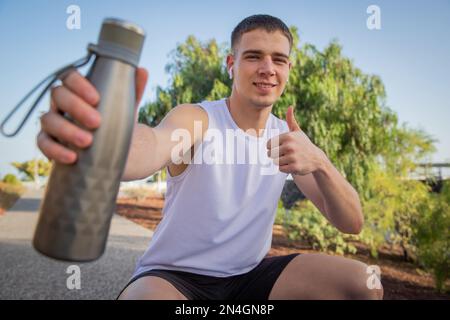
[253,82,277,88]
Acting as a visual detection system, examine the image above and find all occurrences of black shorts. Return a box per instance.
[118,253,300,300]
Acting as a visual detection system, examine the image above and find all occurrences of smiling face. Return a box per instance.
[228,29,292,108]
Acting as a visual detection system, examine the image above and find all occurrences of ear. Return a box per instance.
[226,54,234,70]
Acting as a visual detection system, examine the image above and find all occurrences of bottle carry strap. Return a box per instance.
[0,50,94,138]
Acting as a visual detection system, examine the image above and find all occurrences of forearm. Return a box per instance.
[312,151,364,234]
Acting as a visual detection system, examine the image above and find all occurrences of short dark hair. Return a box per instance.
[231,14,293,54]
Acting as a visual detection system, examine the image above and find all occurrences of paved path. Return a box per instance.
[0,187,153,299]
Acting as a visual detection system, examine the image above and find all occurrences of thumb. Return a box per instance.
[286,106,301,132]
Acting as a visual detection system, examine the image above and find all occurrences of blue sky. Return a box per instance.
[0,0,449,177]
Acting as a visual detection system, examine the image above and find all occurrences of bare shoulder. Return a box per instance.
[153,103,209,146]
[163,104,208,177]
[161,103,208,136]
[172,103,208,122]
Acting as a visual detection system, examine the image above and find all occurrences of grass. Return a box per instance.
[0,182,25,215]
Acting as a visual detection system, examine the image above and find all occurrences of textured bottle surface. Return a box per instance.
[33,57,136,262]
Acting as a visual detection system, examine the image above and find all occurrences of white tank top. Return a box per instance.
[133,98,290,278]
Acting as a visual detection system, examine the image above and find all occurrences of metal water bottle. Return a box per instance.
[32,18,146,261]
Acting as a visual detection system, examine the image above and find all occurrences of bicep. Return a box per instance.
[152,104,208,166]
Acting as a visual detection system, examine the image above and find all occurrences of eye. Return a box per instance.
[246,55,259,60]
[274,58,288,65]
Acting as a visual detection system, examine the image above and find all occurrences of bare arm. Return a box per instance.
[122,104,208,181]
[292,155,364,235]
[37,68,208,183]
[270,106,363,235]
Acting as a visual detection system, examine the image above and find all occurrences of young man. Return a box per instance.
[37,15,383,300]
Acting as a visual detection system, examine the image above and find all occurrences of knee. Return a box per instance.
[360,281,384,300]
[365,282,384,300]
[348,262,384,300]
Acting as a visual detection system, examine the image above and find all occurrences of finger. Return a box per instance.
[267,138,272,150]
[273,155,293,166]
[50,92,57,112]
[266,134,282,150]
[279,142,295,156]
[267,146,282,159]
[267,132,292,149]
[37,131,77,164]
[51,85,101,129]
[40,112,93,149]
[286,105,301,132]
[278,132,292,145]
[61,70,100,106]
[135,67,148,107]
[279,164,294,174]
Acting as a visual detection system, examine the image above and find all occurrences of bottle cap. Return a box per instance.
[88,18,146,67]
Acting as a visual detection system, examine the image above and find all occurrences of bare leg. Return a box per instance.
[268,253,383,300]
[118,276,189,300]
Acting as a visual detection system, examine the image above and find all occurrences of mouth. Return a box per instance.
[253,82,277,89]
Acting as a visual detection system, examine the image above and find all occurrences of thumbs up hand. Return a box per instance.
[286,105,301,132]
[266,106,326,176]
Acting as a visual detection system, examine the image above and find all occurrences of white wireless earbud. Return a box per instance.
[228,67,233,79]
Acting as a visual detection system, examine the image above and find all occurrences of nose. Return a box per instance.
[257,56,276,78]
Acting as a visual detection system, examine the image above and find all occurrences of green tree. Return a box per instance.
[140,29,435,194]
[137,29,438,259]
[272,28,436,258]
[11,159,52,181]
[138,36,231,127]
[273,28,435,195]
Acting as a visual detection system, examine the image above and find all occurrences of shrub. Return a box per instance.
[278,199,357,255]
[359,165,431,259]
[0,181,25,212]
[2,174,21,186]
[414,181,450,293]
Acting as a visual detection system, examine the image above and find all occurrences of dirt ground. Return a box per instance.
[116,195,450,300]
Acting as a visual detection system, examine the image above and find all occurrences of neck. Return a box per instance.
[227,92,272,137]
